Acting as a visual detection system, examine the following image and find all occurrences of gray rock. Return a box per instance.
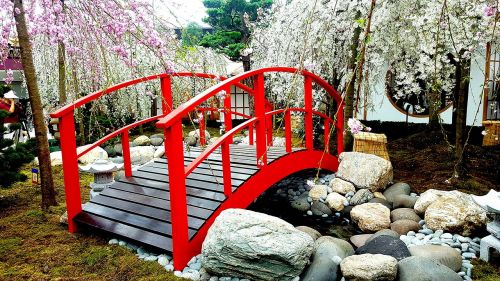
[296,226,322,241]
[301,236,351,281]
[391,219,421,235]
[300,256,339,281]
[391,208,421,223]
[393,194,418,209]
[114,143,123,155]
[133,135,151,146]
[104,145,116,157]
[397,256,462,281]
[365,229,400,245]
[383,182,411,203]
[350,189,374,205]
[351,203,391,232]
[311,201,332,216]
[414,189,448,215]
[201,209,314,281]
[314,236,355,259]
[350,234,372,248]
[409,245,462,272]
[150,137,163,146]
[328,178,356,195]
[356,235,411,261]
[309,185,328,201]
[369,198,392,210]
[291,194,310,212]
[336,152,393,192]
[341,254,397,281]
[185,136,198,146]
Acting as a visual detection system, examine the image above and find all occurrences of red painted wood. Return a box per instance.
[122,130,132,177]
[164,120,190,269]
[223,86,233,144]
[265,102,274,146]
[253,73,267,167]
[336,101,344,155]
[304,76,313,150]
[248,124,254,145]
[161,76,173,114]
[285,110,292,153]
[199,111,206,146]
[221,141,232,197]
[59,113,82,233]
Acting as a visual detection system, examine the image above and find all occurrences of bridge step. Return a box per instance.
[74,145,294,252]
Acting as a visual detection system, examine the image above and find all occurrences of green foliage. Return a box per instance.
[0,138,36,188]
[181,22,205,46]
[201,0,273,59]
[200,30,245,59]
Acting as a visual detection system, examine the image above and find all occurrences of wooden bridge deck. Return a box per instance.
[75,144,300,251]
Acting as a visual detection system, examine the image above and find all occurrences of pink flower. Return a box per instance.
[347,118,363,134]
[3,69,14,85]
[484,5,496,17]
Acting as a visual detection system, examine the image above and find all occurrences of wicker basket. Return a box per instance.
[353,132,390,161]
[482,121,500,146]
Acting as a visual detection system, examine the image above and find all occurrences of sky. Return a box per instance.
[152,0,211,28]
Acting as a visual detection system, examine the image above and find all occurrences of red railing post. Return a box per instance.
[59,112,82,233]
[304,76,313,150]
[221,141,232,197]
[248,124,254,145]
[223,86,233,144]
[161,76,173,115]
[199,111,206,146]
[285,109,292,153]
[164,120,190,270]
[254,73,267,167]
[121,130,132,177]
[324,119,330,153]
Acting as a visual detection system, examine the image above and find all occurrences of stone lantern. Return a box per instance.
[472,190,500,262]
[79,156,123,198]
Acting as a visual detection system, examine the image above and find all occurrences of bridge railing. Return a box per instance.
[154,67,344,269]
[50,72,256,233]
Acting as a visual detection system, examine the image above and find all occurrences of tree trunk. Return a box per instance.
[58,40,67,104]
[13,0,57,209]
[344,11,362,150]
[428,90,440,129]
[455,57,471,178]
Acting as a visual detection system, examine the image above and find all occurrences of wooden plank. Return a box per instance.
[91,194,205,230]
[99,187,212,219]
[189,146,286,159]
[145,162,253,181]
[134,166,244,187]
[154,159,258,175]
[110,182,221,210]
[118,171,226,201]
[75,212,173,251]
[183,151,265,166]
[82,202,197,238]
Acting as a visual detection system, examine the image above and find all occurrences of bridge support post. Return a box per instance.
[324,120,330,153]
[254,73,267,167]
[224,86,233,144]
[304,76,313,150]
[121,130,132,177]
[163,120,190,270]
[285,110,292,153]
[59,112,82,233]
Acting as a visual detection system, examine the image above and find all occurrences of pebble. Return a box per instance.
[118,241,127,246]
[307,210,313,216]
[418,220,426,226]
[441,233,453,239]
[407,231,416,236]
[462,252,476,259]
[463,276,472,281]
[144,255,158,261]
[458,272,465,276]
[419,229,433,235]
[109,239,119,245]
[415,233,425,240]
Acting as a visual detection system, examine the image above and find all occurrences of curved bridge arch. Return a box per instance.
[51,67,344,270]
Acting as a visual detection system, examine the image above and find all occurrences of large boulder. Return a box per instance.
[340,254,398,281]
[383,182,411,203]
[365,229,400,245]
[424,191,487,236]
[350,234,372,248]
[408,245,462,272]
[188,129,211,140]
[351,203,391,232]
[329,178,355,195]
[313,236,355,259]
[356,235,411,261]
[393,194,418,209]
[390,220,421,235]
[36,144,108,166]
[390,208,421,222]
[397,256,462,281]
[296,226,322,241]
[414,189,447,215]
[336,152,393,192]
[201,209,314,281]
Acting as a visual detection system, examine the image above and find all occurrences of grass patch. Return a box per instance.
[472,259,500,281]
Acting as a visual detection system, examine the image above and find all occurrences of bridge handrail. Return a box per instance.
[156,67,343,129]
[50,72,255,118]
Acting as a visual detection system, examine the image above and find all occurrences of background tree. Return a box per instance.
[182,22,205,46]
[201,0,273,59]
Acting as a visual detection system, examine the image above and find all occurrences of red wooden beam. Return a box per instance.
[304,76,313,150]
[254,73,267,167]
[121,131,132,177]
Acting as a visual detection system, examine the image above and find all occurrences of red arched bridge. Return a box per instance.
[51,67,344,270]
